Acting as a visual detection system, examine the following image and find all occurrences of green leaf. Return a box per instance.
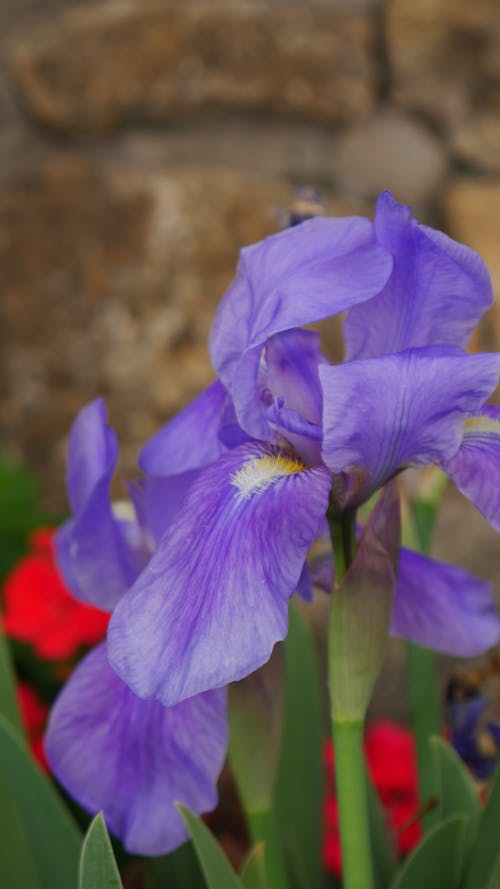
[0,454,44,579]
[275,604,324,889]
[462,766,500,889]
[79,814,123,889]
[241,843,266,889]
[178,805,243,889]
[0,625,24,737]
[0,714,81,889]
[391,814,467,889]
[366,773,397,888]
[145,841,206,889]
[431,736,481,857]
[0,772,41,889]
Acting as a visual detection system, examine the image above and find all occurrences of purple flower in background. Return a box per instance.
[447,683,500,781]
[45,400,227,855]
[107,190,500,711]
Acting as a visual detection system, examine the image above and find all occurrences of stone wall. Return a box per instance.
[1,0,500,514]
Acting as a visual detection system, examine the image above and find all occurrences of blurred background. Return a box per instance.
[1,0,500,672]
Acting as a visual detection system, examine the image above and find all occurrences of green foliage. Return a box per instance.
[241,843,267,889]
[0,714,82,889]
[79,814,123,889]
[178,805,244,889]
[431,736,481,857]
[391,815,467,889]
[462,766,500,889]
[0,454,45,579]
[0,625,24,737]
[275,604,325,889]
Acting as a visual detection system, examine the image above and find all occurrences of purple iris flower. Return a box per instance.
[107,190,500,712]
[45,400,228,855]
[447,684,500,781]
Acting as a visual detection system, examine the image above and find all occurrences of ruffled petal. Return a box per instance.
[139,381,230,476]
[344,191,494,360]
[391,549,500,656]
[108,442,331,706]
[320,347,500,507]
[441,406,500,532]
[56,400,142,611]
[210,217,392,438]
[45,644,227,856]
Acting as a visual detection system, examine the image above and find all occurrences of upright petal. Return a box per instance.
[344,191,494,360]
[56,400,142,611]
[391,549,500,656]
[139,380,230,476]
[321,347,500,507]
[108,442,331,706]
[441,406,500,532]
[45,645,227,856]
[261,329,326,464]
[210,217,392,438]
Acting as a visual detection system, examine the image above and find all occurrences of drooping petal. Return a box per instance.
[344,191,494,360]
[139,380,231,476]
[321,347,500,507]
[56,400,142,611]
[45,644,227,856]
[108,442,331,706]
[210,216,392,438]
[441,406,500,532]
[391,549,500,656]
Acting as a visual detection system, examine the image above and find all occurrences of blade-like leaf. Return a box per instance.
[145,841,206,889]
[178,805,243,889]
[431,736,481,858]
[462,766,500,889]
[0,772,41,889]
[79,813,123,889]
[391,814,467,889]
[366,773,397,889]
[0,714,81,889]
[241,843,266,889]
[275,604,324,889]
[0,625,24,737]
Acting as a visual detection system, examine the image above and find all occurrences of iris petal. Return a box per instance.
[45,644,228,856]
[210,216,392,437]
[56,400,141,611]
[108,442,331,706]
[320,347,500,507]
[391,549,500,656]
[139,380,230,476]
[344,191,493,360]
[441,406,500,532]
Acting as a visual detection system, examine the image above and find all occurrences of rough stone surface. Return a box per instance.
[329,109,447,212]
[12,1,378,132]
[386,0,500,126]
[442,179,500,349]
[0,159,295,509]
[452,109,500,172]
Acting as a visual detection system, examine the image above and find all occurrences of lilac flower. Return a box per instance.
[106,191,500,712]
[45,400,228,855]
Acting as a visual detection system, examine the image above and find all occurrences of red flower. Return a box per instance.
[17,681,49,771]
[323,720,421,875]
[2,529,109,659]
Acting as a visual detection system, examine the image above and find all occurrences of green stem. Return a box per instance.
[332,720,374,889]
[329,511,374,889]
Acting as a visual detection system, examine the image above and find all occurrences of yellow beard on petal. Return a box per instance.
[465,415,500,437]
[231,453,306,500]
